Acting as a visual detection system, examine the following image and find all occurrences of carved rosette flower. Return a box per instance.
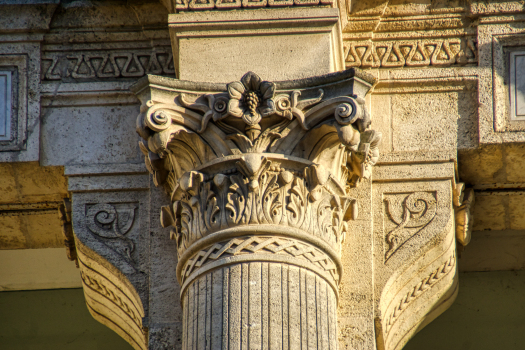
[227,72,276,127]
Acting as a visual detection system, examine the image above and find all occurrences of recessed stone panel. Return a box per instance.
[0,70,12,142]
[0,44,41,162]
[510,51,525,120]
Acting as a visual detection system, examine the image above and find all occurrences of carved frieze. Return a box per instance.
[171,0,333,11]
[344,37,478,68]
[41,50,175,81]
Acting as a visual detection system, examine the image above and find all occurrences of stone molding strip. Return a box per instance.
[172,0,333,11]
[383,251,456,335]
[77,253,147,350]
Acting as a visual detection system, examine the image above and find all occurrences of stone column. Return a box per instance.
[65,3,475,350]
[132,69,381,349]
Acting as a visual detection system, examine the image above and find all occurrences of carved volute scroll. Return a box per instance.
[132,69,381,349]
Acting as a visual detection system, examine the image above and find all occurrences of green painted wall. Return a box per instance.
[1,271,524,350]
[0,288,132,350]
[405,270,525,350]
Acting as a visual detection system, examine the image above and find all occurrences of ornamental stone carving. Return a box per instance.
[132,69,381,349]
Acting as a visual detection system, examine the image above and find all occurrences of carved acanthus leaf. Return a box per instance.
[136,71,380,195]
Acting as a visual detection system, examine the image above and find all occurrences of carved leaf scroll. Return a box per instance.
[384,192,437,260]
[86,203,137,266]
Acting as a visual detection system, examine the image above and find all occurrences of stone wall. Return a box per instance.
[0,1,524,350]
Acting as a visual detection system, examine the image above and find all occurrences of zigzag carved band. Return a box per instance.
[176,224,342,282]
[384,251,456,335]
[178,234,341,299]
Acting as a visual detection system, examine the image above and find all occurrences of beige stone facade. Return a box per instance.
[1,1,525,350]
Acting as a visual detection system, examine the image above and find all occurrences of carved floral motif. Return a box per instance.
[136,71,381,262]
[139,72,381,192]
[384,192,437,260]
[85,203,137,266]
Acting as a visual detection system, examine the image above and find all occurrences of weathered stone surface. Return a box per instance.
[459,231,525,272]
[0,162,67,250]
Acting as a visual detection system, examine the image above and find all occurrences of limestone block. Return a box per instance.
[168,8,344,83]
[508,194,525,230]
[371,68,479,163]
[41,104,143,166]
[0,162,67,204]
[0,1,57,32]
[468,0,525,15]
[505,143,525,183]
[458,145,505,184]
[49,1,167,29]
[0,211,62,249]
[0,162,67,251]
[372,164,459,350]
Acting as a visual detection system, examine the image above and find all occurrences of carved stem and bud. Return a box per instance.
[133,70,380,349]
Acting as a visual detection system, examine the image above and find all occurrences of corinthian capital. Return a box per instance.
[132,69,381,349]
[135,69,380,194]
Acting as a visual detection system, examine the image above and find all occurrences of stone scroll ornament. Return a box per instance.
[134,70,380,349]
[86,203,137,268]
